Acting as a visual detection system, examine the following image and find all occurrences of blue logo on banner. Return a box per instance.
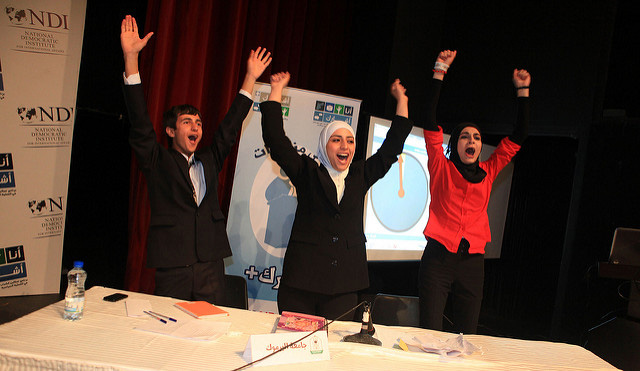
[0,154,16,189]
[0,263,27,282]
[4,245,24,264]
[0,246,27,283]
[344,106,353,116]
[313,101,354,124]
[0,172,15,188]
[0,153,13,170]
[322,113,352,125]
[325,103,334,113]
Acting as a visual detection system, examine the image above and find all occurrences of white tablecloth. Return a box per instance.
[0,286,616,370]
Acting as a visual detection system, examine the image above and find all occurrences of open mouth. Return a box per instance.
[188,135,198,143]
[465,148,475,156]
[337,154,349,161]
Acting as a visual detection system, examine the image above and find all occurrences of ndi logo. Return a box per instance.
[17,106,74,124]
[17,106,74,147]
[28,197,65,238]
[5,5,71,55]
[28,196,63,215]
[0,245,27,286]
[5,6,69,30]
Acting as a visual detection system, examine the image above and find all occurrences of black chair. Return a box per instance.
[219,275,248,310]
[371,293,420,327]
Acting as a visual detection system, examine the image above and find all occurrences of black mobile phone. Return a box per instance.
[103,293,128,302]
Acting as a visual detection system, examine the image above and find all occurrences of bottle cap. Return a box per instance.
[73,261,84,268]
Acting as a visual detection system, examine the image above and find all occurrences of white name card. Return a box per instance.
[242,331,330,367]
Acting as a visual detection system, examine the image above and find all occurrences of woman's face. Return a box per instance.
[456,126,482,164]
[325,128,355,171]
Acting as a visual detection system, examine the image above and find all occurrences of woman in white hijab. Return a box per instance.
[260,72,412,320]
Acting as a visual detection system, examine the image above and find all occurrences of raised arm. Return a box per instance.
[261,72,305,180]
[364,80,413,188]
[390,79,408,118]
[509,69,531,145]
[423,50,456,130]
[240,47,272,93]
[120,15,153,77]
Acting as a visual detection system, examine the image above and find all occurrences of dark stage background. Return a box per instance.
[63,0,639,353]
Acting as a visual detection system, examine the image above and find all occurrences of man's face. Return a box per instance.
[456,126,482,164]
[325,128,355,172]
[166,113,202,156]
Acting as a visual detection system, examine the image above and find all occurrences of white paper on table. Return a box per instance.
[135,318,231,341]
[125,299,152,317]
[400,333,481,357]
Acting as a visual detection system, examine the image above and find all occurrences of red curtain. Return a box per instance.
[125,0,354,293]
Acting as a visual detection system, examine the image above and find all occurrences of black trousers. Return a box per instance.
[154,259,225,303]
[277,283,358,321]
[418,238,484,334]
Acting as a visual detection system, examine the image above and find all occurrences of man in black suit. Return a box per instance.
[120,15,271,302]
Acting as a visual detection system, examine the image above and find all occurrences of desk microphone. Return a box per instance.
[342,301,382,346]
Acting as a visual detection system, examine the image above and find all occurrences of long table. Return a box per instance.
[0,286,616,370]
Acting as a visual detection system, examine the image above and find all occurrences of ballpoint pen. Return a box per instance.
[144,310,167,324]
[148,310,177,322]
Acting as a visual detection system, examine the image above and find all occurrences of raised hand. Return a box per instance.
[436,50,457,67]
[390,79,407,102]
[390,78,408,118]
[120,15,153,56]
[433,50,456,80]
[241,47,272,93]
[513,69,531,97]
[246,47,272,81]
[120,15,153,77]
[267,72,290,103]
[512,69,531,88]
[270,72,290,89]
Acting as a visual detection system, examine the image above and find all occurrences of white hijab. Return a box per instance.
[316,121,355,203]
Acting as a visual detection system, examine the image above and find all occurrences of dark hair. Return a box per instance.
[162,104,201,130]
[446,122,482,158]
[162,105,201,146]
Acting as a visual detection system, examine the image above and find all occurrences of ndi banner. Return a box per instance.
[226,83,360,312]
[0,1,86,296]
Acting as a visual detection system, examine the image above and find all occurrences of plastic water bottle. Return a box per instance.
[64,261,87,321]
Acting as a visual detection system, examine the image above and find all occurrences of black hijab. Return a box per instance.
[447,123,487,183]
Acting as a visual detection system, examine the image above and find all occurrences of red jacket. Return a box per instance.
[423,127,521,254]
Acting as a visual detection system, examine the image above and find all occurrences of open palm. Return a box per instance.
[120,15,153,55]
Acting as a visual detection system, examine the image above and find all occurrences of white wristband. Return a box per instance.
[433,61,449,72]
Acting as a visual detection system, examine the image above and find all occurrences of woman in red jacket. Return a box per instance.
[419,50,530,333]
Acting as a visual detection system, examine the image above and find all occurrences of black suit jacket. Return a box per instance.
[124,83,252,268]
[260,101,412,295]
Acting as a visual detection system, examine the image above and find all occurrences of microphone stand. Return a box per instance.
[342,301,382,346]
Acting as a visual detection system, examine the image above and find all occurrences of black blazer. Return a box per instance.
[260,101,412,295]
[124,83,252,268]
